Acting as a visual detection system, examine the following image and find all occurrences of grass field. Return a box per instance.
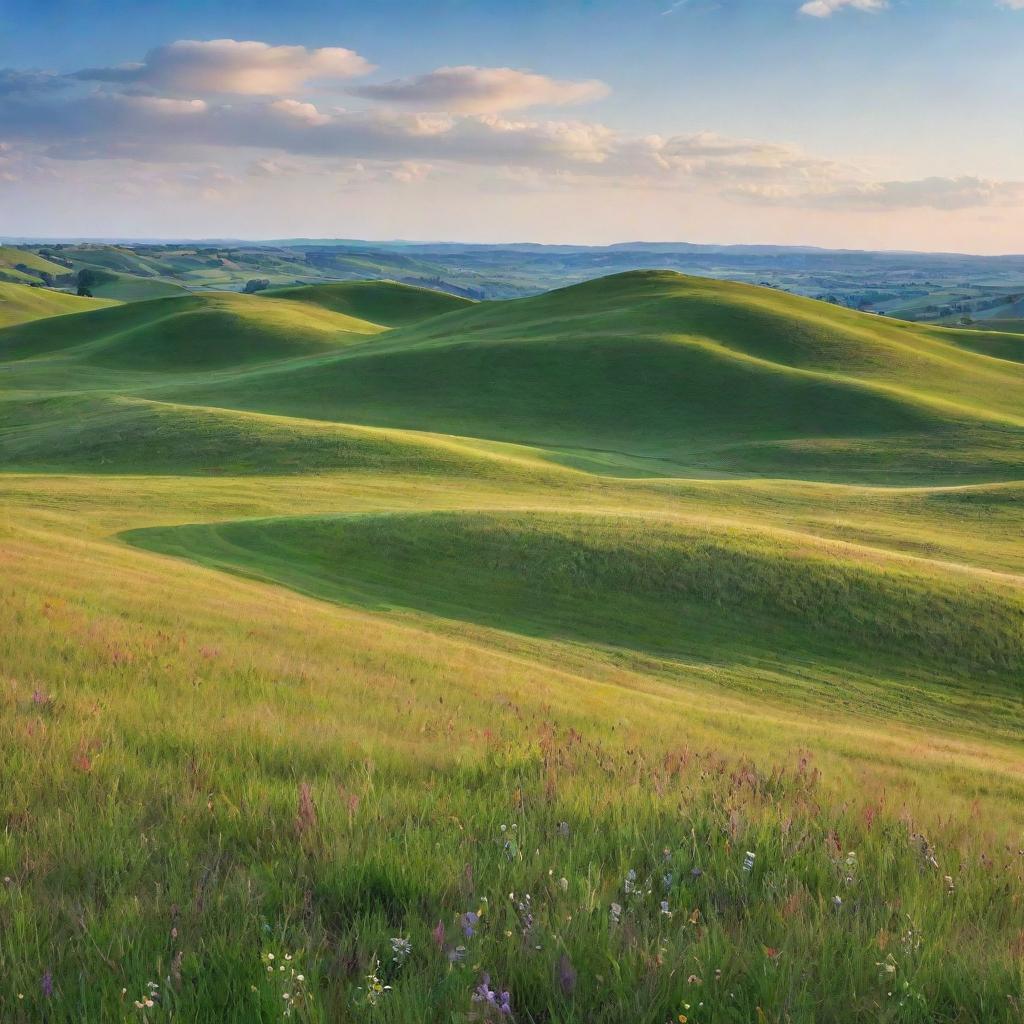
[0,281,118,328]
[1,273,1023,1022]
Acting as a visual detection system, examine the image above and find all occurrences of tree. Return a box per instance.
[243,278,271,293]
[77,268,101,295]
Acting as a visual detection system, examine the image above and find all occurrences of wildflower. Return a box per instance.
[515,893,535,940]
[944,875,955,893]
[690,867,703,879]
[391,936,412,967]
[662,872,673,891]
[624,868,638,894]
[609,902,622,925]
[742,851,756,873]
[432,920,446,949]
[660,900,673,918]
[556,821,570,838]
[41,971,53,999]
[558,877,568,892]
[461,910,479,939]
[363,956,391,1007]
[472,974,512,1017]
[832,895,843,909]
[448,945,467,963]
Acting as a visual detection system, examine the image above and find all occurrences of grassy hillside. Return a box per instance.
[263,279,474,325]
[125,510,1024,695]
[84,271,191,302]
[0,281,117,328]
[0,245,72,285]
[0,290,386,370]
[171,272,1024,482]
[2,272,1023,1022]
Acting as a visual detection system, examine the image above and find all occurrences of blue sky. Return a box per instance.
[1,0,1022,250]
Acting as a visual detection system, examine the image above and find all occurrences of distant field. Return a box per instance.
[12,238,1024,310]
[87,272,190,302]
[0,245,72,285]
[2,273,1023,1022]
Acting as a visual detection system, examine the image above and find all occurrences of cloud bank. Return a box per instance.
[0,36,1020,222]
[72,39,374,95]
[350,65,609,113]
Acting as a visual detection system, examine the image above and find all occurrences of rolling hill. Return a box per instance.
[164,271,1024,482]
[262,279,474,325]
[0,245,74,285]
[0,280,118,328]
[2,270,1024,1022]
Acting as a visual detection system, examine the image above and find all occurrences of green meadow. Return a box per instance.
[1,272,1023,1022]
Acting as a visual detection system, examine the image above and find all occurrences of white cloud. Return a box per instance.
[813,176,1024,210]
[350,65,608,113]
[269,99,331,125]
[799,0,887,17]
[1,35,1019,219]
[72,39,374,95]
[728,175,1024,211]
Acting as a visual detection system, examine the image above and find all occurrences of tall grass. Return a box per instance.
[1,273,1023,1021]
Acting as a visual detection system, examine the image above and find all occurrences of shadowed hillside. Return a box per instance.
[168,272,1024,482]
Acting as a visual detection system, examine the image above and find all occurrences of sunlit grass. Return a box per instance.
[1,274,1023,1021]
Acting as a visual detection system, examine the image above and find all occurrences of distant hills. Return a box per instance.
[2,236,1024,318]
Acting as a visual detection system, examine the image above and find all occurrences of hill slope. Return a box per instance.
[124,510,1024,686]
[0,281,118,328]
[171,271,1024,482]
[0,245,72,285]
[0,290,387,369]
[262,279,474,326]
[2,271,1024,1021]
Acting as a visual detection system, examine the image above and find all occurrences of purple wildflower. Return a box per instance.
[556,953,577,995]
[473,974,512,1017]
[41,971,53,999]
[461,910,479,939]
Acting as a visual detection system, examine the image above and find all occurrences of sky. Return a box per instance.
[1,0,1023,252]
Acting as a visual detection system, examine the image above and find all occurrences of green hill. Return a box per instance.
[263,279,474,326]
[2,270,1024,1022]
[125,509,1024,686]
[0,393,550,477]
[0,290,386,370]
[80,270,191,302]
[0,280,118,328]
[170,271,1024,482]
[0,245,74,285]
